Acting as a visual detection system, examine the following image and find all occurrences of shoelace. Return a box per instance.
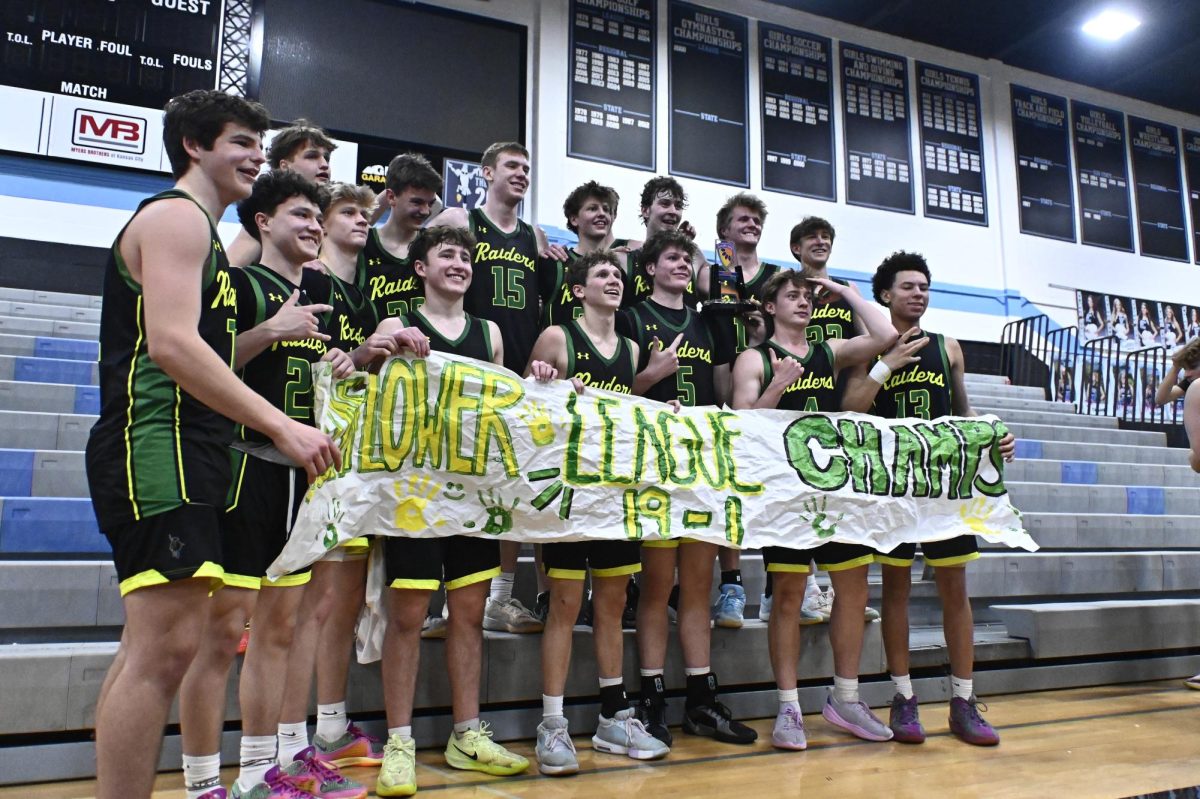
[346,722,381,748]
[266,771,317,799]
[544,724,575,752]
[625,714,655,742]
[895,700,920,726]
[779,707,804,730]
[298,753,348,785]
[965,698,990,722]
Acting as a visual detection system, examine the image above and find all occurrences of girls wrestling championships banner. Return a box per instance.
[268,352,1035,578]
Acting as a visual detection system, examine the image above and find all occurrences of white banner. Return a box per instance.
[268,352,1034,578]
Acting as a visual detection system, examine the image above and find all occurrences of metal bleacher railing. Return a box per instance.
[1000,315,1183,428]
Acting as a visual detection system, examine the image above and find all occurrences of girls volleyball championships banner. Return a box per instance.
[269,352,1035,579]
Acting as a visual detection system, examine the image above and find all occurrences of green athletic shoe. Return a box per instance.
[376,734,417,797]
[444,722,529,776]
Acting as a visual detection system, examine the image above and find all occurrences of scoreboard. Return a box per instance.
[1,0,224,171]
[2,0,221,109]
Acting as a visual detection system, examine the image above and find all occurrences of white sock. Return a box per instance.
[639,668,664,677]
[833,676,859,704]
[892,674,915,700]
[490,572,514,603]
[777,687,800,712]
[804,573,820,600]
[183,753,221,799]
[237,735,277,791]
[453,718,480,737]
[684,666,710,677]
[951,675,974,701]
[316,701,348,742]
[276,722,308,764]
[542,694,565,718]
[388,725,413,740]
[598,676,624,687]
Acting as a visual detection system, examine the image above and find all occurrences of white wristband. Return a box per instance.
[869,361,892,384]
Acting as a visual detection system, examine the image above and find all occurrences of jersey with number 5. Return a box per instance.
[870,331,954,420]
[619,299,719,406]
[230,264,330,444]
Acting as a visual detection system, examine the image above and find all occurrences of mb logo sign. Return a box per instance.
[72,109,147,154]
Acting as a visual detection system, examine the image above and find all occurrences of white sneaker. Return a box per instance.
[758,594,772,622]
[592,708,669,760]
[803,589,832,623]
[483,598,544,633]
[536,716,579,776]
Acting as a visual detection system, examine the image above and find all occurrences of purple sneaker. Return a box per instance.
[888,694,925,744]
[949,695,1000,746]
[198,790,227,799]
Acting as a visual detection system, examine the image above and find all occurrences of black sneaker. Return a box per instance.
[637,694,673,747]
[576,596,593,627]
[683,700,758,744]
[622,579,639,630]
[533,591,549,624]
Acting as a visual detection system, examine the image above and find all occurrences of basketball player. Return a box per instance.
[538,180,625,326]
[526,250,668,776]
[228,119,336,267]
[363,153,443,322]
[705,192,774,629]
[621,177,702,307]
[275,182,390,769]
[178,172,392,799]
[369,225,531,795]
[731,270,896,750]
[756,216,875,626]
[429,141,566,634]
[87,91,340,799]
[616,230,752,748]
[842,251,1013,746]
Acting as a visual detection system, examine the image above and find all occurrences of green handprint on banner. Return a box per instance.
[322,497,346,550]
[799,496,844,540]
[478,488,520,535]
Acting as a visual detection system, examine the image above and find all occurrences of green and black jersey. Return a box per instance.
[757,339,838,412]
[562,319,636,395]
[807,276,857,344]
[86,189,238,527]
[735,261,784,354]
[362,227,422,322]
[538,239,637,327]
[466,208,540,373]
[230,264,330,445]
[870,331,954,420]
[305,262,377,352]
[618,299,724,406]
[402,309,494,363]
[537,248,583,328]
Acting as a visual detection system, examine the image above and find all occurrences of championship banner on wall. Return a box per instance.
[268,353,1035,578]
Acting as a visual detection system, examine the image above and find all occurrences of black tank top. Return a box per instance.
[619,299,719,406]
[466,208,541,373]
[87,189,238,526]
[231,264,331,444]
[870,331,954,420]
[403,309,494,362]
[562,319,636,395]
[306,263,378,351]
[362,227,423,321]
[757,339,838,412]
[806,277,857,343]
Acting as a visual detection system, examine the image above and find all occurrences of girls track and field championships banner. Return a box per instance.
[268,352,1035,579]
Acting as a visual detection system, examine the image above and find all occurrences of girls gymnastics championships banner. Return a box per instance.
[269,352,1035,578]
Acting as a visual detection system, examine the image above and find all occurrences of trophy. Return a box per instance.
[701,240,755,316]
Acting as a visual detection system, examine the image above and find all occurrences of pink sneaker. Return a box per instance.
[313,722,384,767]
[281,747,367,799]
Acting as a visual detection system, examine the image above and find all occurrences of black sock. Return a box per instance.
[640,674,665,702]
[685,672,717,709]
[720,570,742,587]
[764,572,773,599]
[600,684,628,719]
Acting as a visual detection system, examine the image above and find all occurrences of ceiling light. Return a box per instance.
[1081,9,1142,41]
